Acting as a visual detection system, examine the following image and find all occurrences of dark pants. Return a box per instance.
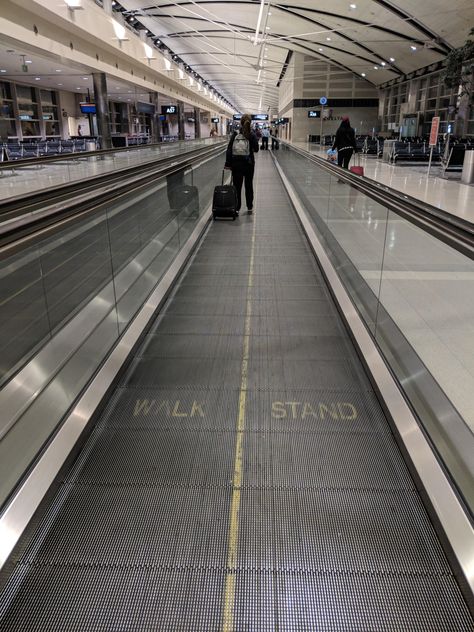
[271,137,279,150]
[232,163,255,210]
[337,148,353,169]
[261,137,269,150]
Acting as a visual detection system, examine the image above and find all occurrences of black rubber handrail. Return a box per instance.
[282,142,474,260]
[0,142,226,257]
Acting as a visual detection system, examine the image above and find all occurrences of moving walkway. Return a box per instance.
[0,142,473,630]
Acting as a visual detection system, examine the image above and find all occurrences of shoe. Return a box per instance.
[247,207,253,213]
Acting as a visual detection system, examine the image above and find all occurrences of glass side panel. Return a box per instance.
[0,149,225,509]
[275,144,474,513]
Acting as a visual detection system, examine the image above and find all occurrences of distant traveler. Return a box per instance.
[225,113,259,214]
[77,125,82,137]
[332,116,357,169]
[271,127,279,150]
[261,126,270,150]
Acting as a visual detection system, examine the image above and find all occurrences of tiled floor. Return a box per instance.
[292,142,474,224]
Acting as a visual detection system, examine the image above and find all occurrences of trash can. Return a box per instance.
[85,140,96,152]
[461,149,474,184]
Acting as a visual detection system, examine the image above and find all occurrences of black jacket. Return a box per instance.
[332,126,357,152]
[225,130,259,168]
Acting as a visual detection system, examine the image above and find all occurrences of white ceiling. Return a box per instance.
[1,1,473,114]
[116,0,474,113]
[0,46,151,102]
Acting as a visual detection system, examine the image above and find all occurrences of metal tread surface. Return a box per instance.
[1,153,472,631]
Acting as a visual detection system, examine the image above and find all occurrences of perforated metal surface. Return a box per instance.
[1,153,472,631]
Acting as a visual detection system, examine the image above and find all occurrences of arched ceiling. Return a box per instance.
[116,0,474,114]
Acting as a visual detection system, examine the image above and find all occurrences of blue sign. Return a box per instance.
[319,96,327,106]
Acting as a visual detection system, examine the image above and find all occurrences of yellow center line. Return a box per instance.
[222,214,256,632]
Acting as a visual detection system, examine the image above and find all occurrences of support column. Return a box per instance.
[194,107,201,139]
[92,72,112,149]
[177,101,185,141]
[151,93,161,143]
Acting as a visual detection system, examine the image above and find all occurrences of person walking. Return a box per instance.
[261,126,270,150]
[271,126,279,150]
[225,113,259,214]
[332,116,357,169]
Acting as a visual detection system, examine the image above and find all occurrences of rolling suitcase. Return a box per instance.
[349,153,364,176]
[212,170,238,220]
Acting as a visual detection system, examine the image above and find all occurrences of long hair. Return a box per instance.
[240,113,252,140]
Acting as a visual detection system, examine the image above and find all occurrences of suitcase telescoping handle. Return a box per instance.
[222,168,232,186]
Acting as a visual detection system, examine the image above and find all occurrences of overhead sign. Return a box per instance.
[233,114,242,121]
[211,117,219,123]
[161,105,177,115]
[252,114,269,121]
[429,116,440,146]
[308,110,320,118]
[319,96,328,106]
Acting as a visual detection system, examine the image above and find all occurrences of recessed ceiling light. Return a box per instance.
[82,76,88,80]
[319,47,323,51]
[326,37,331,41]
[381,62,386,66]
[35,77,41,80]
[55,69,62,72]
[76,87,81,89]
[374,66,378,69]
[361,73,366,77]
[25,60,32,64]
[389,57,395,62]
[266,26,270,30]
[268,11,272,15]
[411,45,417,51]
[0,70,6,73]
[57,83,63,85]
[350,3,357,8]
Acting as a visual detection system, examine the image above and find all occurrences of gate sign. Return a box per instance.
[429,116,440,146]
[319,96,328,106]
[308,110,320,118]
[161,105,177,115]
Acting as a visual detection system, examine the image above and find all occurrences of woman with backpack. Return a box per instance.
[225,113,259,214]
[332,116,357,169]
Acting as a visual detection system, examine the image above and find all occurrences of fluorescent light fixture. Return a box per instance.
[164,57,171,71]
[411,45,417,50]
[56,69,62,72]
[112,19,128,41]
[350,3,357,8]
[35,77,41,80]
[0,70,7,73]
[25,60,32,64]
[65,0,83,8]
[57,82,63,85]
[254,0,265,45]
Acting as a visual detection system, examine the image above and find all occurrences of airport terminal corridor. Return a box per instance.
[0,153,471,631]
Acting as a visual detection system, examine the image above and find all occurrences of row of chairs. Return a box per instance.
[2,139,92,161]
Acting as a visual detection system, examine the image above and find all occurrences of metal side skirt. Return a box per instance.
[0,207,212,571]
[272,153,474,602]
